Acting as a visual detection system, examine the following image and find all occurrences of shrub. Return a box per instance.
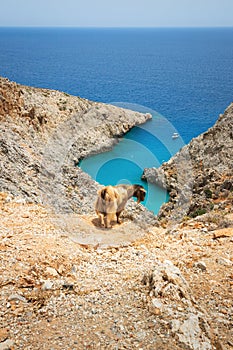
[204,188,212,198]
[191,208,207,218]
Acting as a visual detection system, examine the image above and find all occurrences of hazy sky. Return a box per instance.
[1,0,233,27]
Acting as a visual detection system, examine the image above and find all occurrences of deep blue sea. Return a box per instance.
[1,27,233,213]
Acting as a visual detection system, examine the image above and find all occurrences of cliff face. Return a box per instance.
[0,77,152,218]
[143,103,233,223]
[1,78,233,350]
[1,76,232,223]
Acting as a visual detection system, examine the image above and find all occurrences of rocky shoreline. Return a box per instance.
[1,77,233,350]
[0,77,155,222]
[2,76,232,227]
[143,103,233,225]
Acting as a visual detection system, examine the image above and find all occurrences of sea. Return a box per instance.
[0,27,233,213]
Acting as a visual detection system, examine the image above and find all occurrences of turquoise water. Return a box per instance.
[79,138,168,214]
[80,104,184,213]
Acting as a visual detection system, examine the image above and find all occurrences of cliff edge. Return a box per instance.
[143,103,233,224]
[0,77,153,221]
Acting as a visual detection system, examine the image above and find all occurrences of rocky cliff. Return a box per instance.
[0,77,153,221]
[0,77,232,350]
[143,103,233,224]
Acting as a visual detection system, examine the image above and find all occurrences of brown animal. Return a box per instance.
[95,184,146,228]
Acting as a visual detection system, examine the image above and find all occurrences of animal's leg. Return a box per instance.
[116,211,123,224]
[98,213,105,227]
[105,214,112,228]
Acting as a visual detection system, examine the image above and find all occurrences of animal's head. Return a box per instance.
[133,185,146,204]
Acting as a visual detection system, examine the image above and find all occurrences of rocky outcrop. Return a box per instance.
[143,260,214,349]
[0,77,153,222]
[143,103,233,223]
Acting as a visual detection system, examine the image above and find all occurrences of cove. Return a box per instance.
[79,103,185,214]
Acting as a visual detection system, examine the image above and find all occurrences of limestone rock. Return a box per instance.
[44,267,59,277]
[0,339,14,350]
[216,257,232,266]
[8,293,27,303]
[143,260,214,350]
[41,280,54,291]
[0,329,8,343]
[143,103,233,222]
[144,259,194,303]
[171,314,212,350]
[142,167,167,189]
[0,77,152,223]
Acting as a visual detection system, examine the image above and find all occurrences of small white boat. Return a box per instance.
[172,132,179,139]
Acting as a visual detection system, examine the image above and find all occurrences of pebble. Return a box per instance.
[45,267,59,277]
[136,331,146,340]
[14,197,26,204]
[193,261,207,271]
[216,257,232,267]
[151,298,163,311]
[213,228,233,239]
[0,329,8,343]
[42,280,54,290]
[8,294,27,303]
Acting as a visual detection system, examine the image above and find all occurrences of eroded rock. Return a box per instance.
[143,103,233,223]
[143,260,214,350]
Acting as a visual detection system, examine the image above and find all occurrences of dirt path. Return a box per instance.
[0,194,232,349]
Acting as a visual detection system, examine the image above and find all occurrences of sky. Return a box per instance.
[1,0,233,27]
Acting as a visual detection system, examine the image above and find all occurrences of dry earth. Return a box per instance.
[0,193,232,350]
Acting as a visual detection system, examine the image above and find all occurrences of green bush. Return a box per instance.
[204,188,212,198]
[191,208,207,218]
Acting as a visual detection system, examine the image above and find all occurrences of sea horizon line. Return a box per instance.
[0,25,233,29]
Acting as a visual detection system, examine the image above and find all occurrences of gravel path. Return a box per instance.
[0,194,232,349]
